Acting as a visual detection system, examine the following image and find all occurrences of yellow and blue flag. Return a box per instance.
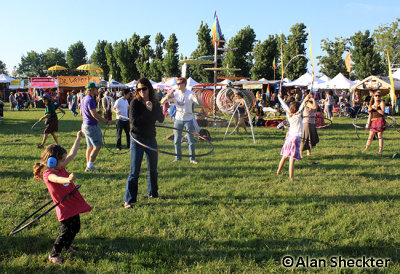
[212,11,222,46]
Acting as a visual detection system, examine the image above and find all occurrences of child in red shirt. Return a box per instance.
[33,131,91,264]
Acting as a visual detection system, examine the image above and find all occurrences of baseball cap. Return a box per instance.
[86,82,98,89]
[41,94,51,100]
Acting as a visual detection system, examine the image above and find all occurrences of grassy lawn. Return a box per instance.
[1,104,400,273]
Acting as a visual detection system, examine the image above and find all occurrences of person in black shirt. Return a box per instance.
[123,78,164,208]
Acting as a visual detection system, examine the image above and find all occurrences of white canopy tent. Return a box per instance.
[284,72,324,90]
[392,70,400,80]
[186,77,199,90]
[318,73,356,90]
[126,80,137,88]
[320,74,331,82]
[108,79,127,89]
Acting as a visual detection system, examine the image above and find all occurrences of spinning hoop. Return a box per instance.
[10,185,81,236]
[353,113,400,139]
[103,123,130,155]
[129,124,214,157]
[204,68,241,71]
[31,111,65,131]
[181,59,214,65]
[277,116,332,130]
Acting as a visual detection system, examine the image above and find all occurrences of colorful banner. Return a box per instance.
[212,11,222,46]
[345,52,352,73]
[387,50,396,107]
[58,76,99,87]
[10,80,21,86]
[30,77,57,88]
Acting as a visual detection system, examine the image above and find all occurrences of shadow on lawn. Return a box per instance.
[1,234,397,270]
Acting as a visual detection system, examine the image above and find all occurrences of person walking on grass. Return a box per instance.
[300,91,319,158]
[161,77,202,164]
[37,94,65,149]
[113,89,131,150]
[102,90,113,121]
[33,131,92,264]
[362,90,386,154]
[124,78,164,209]
[277,92,311,182]
[80,82,113,172]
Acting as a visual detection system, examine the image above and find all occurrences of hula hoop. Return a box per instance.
[31,111,65,131]
[353,113,400,139]
[205,68,241,71]
[10,185,81,236]
[279,54,310,93]
[218,47,238,51]
[198,55,223,60]
[276,116,332,130]
[103,123,130,155]
[129,124,214,157]
[181,59,214,65]
[195,112,228,121]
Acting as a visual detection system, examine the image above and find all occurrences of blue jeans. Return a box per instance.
[174,120,195,161]
[70,104,78,116]
[124,134,158,204]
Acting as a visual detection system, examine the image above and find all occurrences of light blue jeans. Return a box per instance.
[174,120,195,161]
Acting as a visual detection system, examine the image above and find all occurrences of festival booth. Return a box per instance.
[320,74,331,82]
[108,79,127,90]
[29,77,58,107]
[0,74,13,100]
[284,72,325,90]
[126,80,137,89]
[318,73,356,90]
[57,76,100,105]
[350,75,400,105]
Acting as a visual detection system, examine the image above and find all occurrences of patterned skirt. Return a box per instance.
[281,134,301,160]
[370,117,385,133]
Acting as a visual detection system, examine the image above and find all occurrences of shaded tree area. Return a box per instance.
[317,37,349,78]
[251,35,279,80]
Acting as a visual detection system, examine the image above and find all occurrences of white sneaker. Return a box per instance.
[172,159,181,163]
[189,160,198,165]
[85,166,99,172]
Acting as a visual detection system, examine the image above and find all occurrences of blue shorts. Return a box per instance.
[82,124,103,147]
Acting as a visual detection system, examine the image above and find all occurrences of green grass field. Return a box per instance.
[1,105,400,273]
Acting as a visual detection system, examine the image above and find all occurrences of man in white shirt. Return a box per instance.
[102,90,114,121]
[161,77,202,164]
[113,89,131,150]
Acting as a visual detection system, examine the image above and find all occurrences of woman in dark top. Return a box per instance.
[362,91,386,154]
[124,78,164,208]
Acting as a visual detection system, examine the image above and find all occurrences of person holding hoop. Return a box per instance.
[37,94,65,149]
[362,90,386,154]
[300,91,319,158]
[124,78,164,208]
[161,77,202,164]
[233,92,248,134]
[113,89,131,150]
[81,82,113,172]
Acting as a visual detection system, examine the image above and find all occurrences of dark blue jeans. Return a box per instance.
[124,134,158,204]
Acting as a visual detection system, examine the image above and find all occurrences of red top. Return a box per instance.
[43,167,92,221]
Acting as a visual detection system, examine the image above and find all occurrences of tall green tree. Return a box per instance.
[222,26,256,77]
[104,43,121,82]
[163,33,180,77]
[17,51,44,77]
[91,40,110,79]
[373,18,400,64]
[66,41,87,76]
[189,22,214,83]
[42,48,67,76]
[148,33,165,82]
[251,35,279,80]
[317,37,349,78]
[0,60,8,75]
[135,35,154,79]
[351,30,385,79]
[282,23,308,80]
[127,33,141,81]
[114,39,137,83]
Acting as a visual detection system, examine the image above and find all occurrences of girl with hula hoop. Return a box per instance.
[124,78,164,209]
[36,94,65,149]
[33,131,92,264]
[362,90,386,154]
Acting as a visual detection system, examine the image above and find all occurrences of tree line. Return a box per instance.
[1,18,399,82]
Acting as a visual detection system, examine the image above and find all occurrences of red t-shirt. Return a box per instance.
[43,167,92,221]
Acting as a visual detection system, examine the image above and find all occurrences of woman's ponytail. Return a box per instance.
[33,162,45,181]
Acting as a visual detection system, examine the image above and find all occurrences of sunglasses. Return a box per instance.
[375,94,381,97]
[136,87,148,92]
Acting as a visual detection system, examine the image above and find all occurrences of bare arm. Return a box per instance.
[63,131,83,166]
[48,172,76,184]
[38,114,51,122]
[89,108,112,124]
[160,92,174,104]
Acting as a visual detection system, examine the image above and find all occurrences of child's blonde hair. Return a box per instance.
[33,144,67,181]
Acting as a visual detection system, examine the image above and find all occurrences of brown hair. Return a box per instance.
[288,101,300,116]
[33,144,67,181]
[134,78,157,104]
[177,77,187,86]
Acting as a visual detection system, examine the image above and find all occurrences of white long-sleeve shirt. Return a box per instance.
[278,97,307,137]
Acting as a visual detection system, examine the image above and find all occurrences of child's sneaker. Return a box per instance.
[48,254,62,264]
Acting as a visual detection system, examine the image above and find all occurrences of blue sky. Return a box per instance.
[1,0,399,76]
